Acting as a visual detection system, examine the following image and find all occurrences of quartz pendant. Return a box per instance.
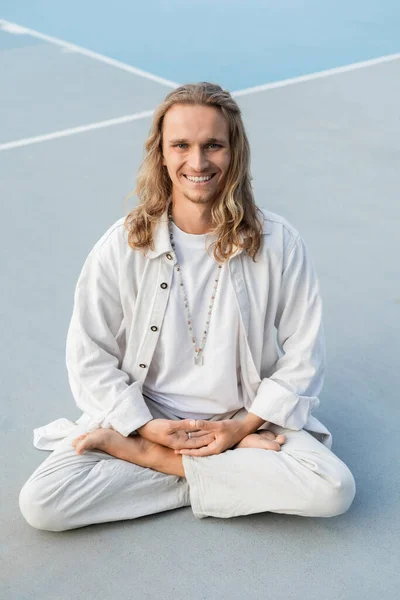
[194,353,204,366]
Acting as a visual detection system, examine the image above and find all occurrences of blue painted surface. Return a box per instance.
[1,0,399,90]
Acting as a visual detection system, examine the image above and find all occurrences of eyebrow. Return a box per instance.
[168,137,228,145]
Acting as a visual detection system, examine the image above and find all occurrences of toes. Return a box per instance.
[266,441,281,452]
[73,435,89,454]
[75,440,87,455]
[258,431,286,447]
[72,434,87,449]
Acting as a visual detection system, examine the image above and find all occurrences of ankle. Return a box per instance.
[145,442,185,477]
[101,429,131,456]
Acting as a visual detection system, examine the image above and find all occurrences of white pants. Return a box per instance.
[19,398,356,531]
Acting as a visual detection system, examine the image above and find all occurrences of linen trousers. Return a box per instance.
[19,396,356,531]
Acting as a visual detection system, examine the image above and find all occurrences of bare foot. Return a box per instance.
[72,429,185,477]
[236,430,286,452]
[72,429,124,455]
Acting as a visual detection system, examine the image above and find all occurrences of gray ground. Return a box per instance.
[1,33,399,600]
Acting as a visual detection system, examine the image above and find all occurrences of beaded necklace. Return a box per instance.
[168,203,223,366]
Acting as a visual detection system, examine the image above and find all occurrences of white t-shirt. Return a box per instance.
[143,221,244,419]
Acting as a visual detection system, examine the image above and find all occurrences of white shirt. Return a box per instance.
[33,206,332,451]
[143,221,243,419]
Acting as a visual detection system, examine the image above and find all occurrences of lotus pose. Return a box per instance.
[19,82,355,531]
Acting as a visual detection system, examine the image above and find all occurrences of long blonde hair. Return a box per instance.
[124,82,264,261]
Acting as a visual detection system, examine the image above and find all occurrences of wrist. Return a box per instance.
[136,419,154,439]
[238,412,269,438]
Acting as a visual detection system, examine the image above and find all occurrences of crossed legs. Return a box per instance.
[19,422,355,531]
[70,427,287,478]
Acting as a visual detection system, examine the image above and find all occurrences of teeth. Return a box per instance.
[185,175,212,182]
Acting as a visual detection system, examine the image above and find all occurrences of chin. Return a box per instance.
[183,192,212,205]
[184,187,221,203]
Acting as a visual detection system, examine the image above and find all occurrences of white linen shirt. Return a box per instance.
[143,221,244,419]
[33,206,332,450]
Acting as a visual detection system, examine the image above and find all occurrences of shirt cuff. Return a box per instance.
[248,377,320,430]
[101,383,154,437]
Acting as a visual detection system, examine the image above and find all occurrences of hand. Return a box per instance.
[136,418,215,451]
[173,419,247,457]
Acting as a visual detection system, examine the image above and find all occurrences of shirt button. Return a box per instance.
[160,282,168,289]
[150,326,158,332]
[139,363,147,369]
[166,253,173,260]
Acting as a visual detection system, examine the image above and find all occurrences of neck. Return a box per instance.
[169,197,213,234]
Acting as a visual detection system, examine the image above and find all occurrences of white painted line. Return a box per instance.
[1,17,399,152]
[0,111,154,152]
[0,18,179,89]
[232,53,400,97]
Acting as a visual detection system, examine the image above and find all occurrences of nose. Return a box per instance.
[187,147,209,172]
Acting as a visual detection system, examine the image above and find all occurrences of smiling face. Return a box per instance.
[161,103,231,206]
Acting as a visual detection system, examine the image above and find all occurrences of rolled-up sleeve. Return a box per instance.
[249,234,326,430]
[65,242,153,436]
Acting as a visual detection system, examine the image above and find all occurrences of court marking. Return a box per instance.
[0,111,154,152]
[0,18,178,88]
[1,17,399,152]
[232,53,400,97]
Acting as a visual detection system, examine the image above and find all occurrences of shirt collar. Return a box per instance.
[144,203,271,260]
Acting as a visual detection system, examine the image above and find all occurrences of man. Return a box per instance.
[19,82,355,531]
